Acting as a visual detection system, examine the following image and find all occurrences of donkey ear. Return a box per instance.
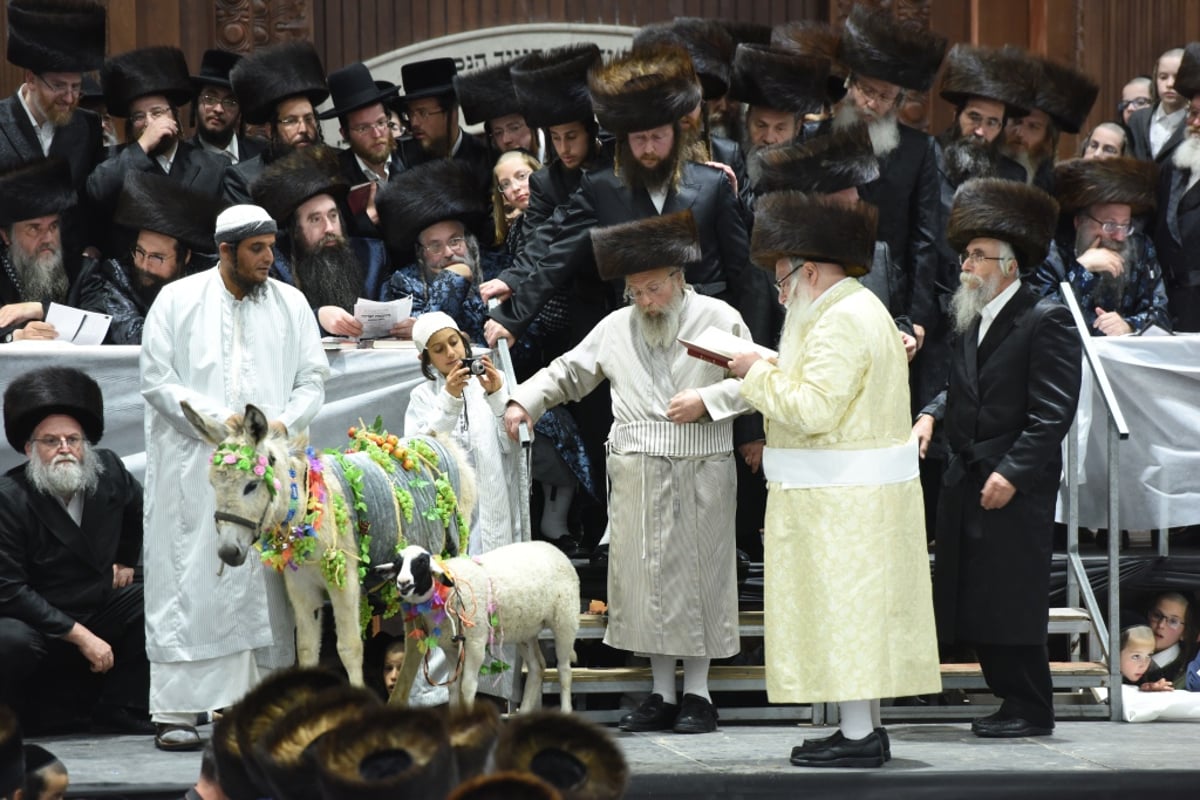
[182,401,232,446]
[244,405,270,444]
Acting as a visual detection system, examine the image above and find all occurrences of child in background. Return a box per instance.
[21,745,68,800]
[1121,625,1170,690]
[1146,592,1195,687]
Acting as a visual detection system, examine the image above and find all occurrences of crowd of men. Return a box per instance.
[0,0,1195,773]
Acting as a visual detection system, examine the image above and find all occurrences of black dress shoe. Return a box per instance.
[672,694,718,734]
[792,726,890,762]
[618,693,679,732]
[91,705,156,735]
[789,730,885,768]
[547,534,590,560]
[972,716,1054,738]
[590,544,609,567]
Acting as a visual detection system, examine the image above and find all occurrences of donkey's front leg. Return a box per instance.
[329,578,365,686]
[284,573,324,668]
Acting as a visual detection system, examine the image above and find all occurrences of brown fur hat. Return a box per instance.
[772,20,847,102]
[729,44,829,115]
[717,19,773,48]
[493,711,629,800]
[590,210,701,281]
[1173,41,1200,100]
[115,170,228,253]
[447,771,563,800]
[313,707,455,800]
[836,3,947,92]
[752,122,879,196]
[376,158,490,258]
[1054,157,1158,216]
[6,0,105,73]
[454,59,522,126]
[0,157,76,227]
[1026,52,1098,134]
[447,702,502,783]
[250,143,348,226]
[939,44,1040,118]
[101,46,193,118]
[752,192,877,277]
[4,366,102,453]
[947,178,1059,270]
[511,44,601,129]
[231,40,329,125]
[588,45,702,135]
[634,18,734,100]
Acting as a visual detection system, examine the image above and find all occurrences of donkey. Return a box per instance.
[182,401,477,686]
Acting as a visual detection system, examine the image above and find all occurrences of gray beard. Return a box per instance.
[1173,136,1200,175]
[1002,146,1037,184]
[833,101,900,156]
[633,289,684,349]
[11,244,68,303]
[419,235,481,283]
[26,444,103,498]
[942,134,1001,187]
[293,238,364,311]
[951,271,1004,335]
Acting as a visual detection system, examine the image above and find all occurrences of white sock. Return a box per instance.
[682,657,712,702]
[152,711,196,726]
[870,698,882,729]
[838,699,874,741]
[649,655,678,704]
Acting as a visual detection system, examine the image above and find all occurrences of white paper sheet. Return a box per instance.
[354,296,413,339]
[45,302,111,345]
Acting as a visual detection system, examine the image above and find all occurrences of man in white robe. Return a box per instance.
[505,211,750,734]
[139,205,328,750]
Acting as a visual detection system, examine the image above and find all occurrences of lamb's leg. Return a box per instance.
[285,575,323,668]
[456,636,485,711]
[329,578,364,686]
[518,640,547,712]
[554,631,576,714]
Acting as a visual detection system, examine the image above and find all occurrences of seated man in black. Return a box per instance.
[0,367,150,735]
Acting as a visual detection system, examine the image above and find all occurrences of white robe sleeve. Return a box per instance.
[404,378,464,436]
[511,321,609,422]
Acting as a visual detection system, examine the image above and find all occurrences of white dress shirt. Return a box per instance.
[978,278,1022,344]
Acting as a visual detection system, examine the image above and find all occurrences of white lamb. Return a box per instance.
[380,541,579,712]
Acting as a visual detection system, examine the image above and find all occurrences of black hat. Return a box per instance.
[511,44,601,130]
[454,60,522,126]
[752,193,877,277]
[231,41,329,126]
[590,210,701,281]
[6,0,105,73]
[939,44,1040,119]
[0,157,76,227]
[80,73,103,103]
[729,44,829,115]
[0,706,23,799]
[4,366,104,453]
[191,48,243,91]
[752,122,879,196]
[1055,156,1158,217]
[115,171,228,253]
[22,744,58,772]
[398,57,457,104]
[947,178,1059,270]
[772,20,847,102]
[1175,42,1200,101]
[376,159,489,257]
[101,46,193,118]
[492,711,629,800]
[318,62,398,121]
[250,144,348,224]
[1026,51,1098,134]
[588,45,702,135]
[634,19,733,101]
[716,19,773,49]
[836,3,947,92]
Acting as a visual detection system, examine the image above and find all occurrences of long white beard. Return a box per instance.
[833,100,900,156]
[1173,135,1200,175]
[26,444,104,498]
[633,289,685,349]
[950,271,1003,335]
[777,278,817,372]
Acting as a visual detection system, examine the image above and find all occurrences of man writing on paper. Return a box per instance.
[727,193,941,768]
[505,211,751,734]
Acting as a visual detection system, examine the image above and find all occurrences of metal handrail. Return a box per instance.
[1058,282,1129,721]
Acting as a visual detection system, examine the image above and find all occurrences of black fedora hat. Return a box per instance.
[318,62,398,120]
[191,48,242,91]
[398,57,457,104]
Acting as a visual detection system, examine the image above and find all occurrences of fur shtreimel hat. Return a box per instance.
[0,157,76,227]
[250,144,348,226]
[454,60,522,126]
[1025,51,1098,134]
[511,43,601,130]
[115,170,228,253]
[313,707,455,800]
[752,193,877,277]
[752,122,879,196]
[6,0,105,73]
[1054,157,1158,217]
[729,44,829,115]
[634,18,734,100]
[947,178,1059,270]
[231,41,329,126]
[0,706,22,799]
[376,159,489,257]
[938,44,1040,118]
[772,20,847,102]
[836,3,947,92]
[447,771,563,800]
[1173,41,1200,100]
[102,46,193,118]
[447,702,502,783]
[589,45,702,135]
[717,19,772,48]
[492,711,629,800]
[4,366,103,453]
[590,210,701,282]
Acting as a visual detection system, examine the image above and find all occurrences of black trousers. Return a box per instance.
[971,641,1055,728]
[0,582,149,726]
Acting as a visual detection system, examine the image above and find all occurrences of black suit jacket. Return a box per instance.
[335,147,405,239]
[1150,159,1200,330]
[188,132,267,165]
[0,449,143,636]
[1127,105,1186,163]
[923,285,1081,645]
[86,139,227,209]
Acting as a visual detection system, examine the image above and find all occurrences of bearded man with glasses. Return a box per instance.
[188,49,265,166]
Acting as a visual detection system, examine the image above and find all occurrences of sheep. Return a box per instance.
[378,541,579,712]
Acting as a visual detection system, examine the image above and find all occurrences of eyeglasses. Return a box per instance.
[31,435,83,450]
[36,74,82,98]
[774,262,806,293]
[963,110,1003,132]
[1187,104,1200,122]
[1117,97,1152,113]
[851,76,901,108]
[959,252,1008,267]
[491,121,528,139]
[420,236,466,257]
[498,169,531,194]
[278,113,317,130]
[349,117,390,136]
[133,245,174,268]
[623,270,680,302]
[1149,609,1185,629]
[198,92,238,109]
[130,106,172,125]
[402,107,447,124]
[1083,213,1133,237]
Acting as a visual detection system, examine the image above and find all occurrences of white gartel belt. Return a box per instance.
[762,438,919,488]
